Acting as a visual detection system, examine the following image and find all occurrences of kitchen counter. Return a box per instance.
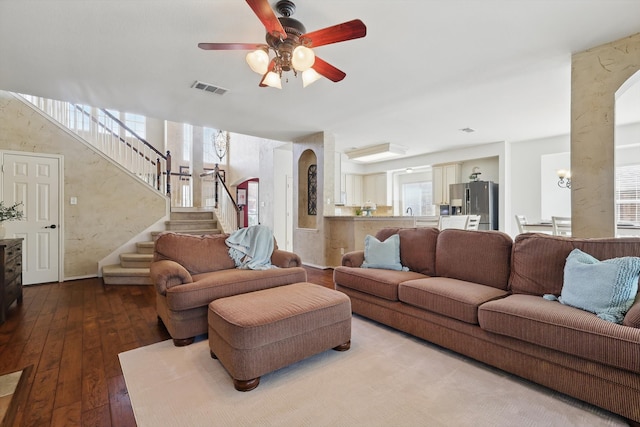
[324,215,415,219]
[324,216,416,267]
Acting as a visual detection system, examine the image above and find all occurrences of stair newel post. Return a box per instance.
[214,163,220,209]
[156,157,161,191]
[166,151,172,196]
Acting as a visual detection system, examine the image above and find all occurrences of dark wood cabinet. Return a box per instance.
[0,238,23,324]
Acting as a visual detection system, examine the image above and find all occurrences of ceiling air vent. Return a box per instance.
[191,80,228,95]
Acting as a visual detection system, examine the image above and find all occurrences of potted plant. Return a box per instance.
[0,201,24,239]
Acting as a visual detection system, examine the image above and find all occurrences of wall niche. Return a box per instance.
[298,149,318,229]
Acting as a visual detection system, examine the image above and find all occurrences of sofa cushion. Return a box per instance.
[333,266,427,301]
[510,233,640,296]
[154,232,236,274]
[375,227,439,275]
[478,294,640,373]
[399,277,509,324]
[362,234,404,271]
[165,266,307,311]
[435,229,512,290]
[624,295,640,328]
[557,249,640,323]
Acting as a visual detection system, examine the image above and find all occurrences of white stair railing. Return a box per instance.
[201,168,240,233]
[17,93,170,195]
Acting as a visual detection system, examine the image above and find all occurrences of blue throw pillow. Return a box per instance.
[361,234,405,271]
[558,248,640,323]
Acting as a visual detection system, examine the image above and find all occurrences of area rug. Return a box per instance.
[0,365,32,427]
[120,316,628,427]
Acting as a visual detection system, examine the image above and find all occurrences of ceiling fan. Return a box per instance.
[198,0,367,88]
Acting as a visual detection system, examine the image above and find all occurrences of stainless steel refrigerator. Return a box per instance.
[449,181,499,230]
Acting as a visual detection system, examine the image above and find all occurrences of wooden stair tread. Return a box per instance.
[120,253,153,260]
[102,208,222,285]
[152,229,221,236]
[102,265,150,276]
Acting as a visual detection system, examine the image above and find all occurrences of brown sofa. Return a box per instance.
[334,227,640,423]
[151,232,307,346]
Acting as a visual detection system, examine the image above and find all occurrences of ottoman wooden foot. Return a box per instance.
[333,340,351,351]
[172,337,195,347]
[210,350,218,359]
[234,377,260,392]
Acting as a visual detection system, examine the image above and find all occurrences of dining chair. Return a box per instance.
[515,215,527,234]
[552,216,572,236]
[439,215,469,230]
[466,215,481,230]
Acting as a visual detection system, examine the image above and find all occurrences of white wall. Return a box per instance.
[460,157,499,183]
[273,145,293,250]
[540,152,571,220]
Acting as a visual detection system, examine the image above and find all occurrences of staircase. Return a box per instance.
[102,209,222,285]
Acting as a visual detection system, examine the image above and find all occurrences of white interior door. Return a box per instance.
[2,152,61,285]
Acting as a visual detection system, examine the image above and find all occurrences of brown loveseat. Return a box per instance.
[334,227,640,423]
[151,232,307,346]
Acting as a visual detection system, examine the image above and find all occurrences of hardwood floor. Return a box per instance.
[0,266,335,426]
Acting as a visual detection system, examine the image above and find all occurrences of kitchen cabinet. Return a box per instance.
[363,173,387,206]
[344,174,363,206]
[432,163,461,205]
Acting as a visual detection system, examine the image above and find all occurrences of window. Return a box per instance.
[402,181,433,216]
[125,113,146,138]
[68,104,91,131]
[616,164,640,224]
[98,109,120,134]
[203,127,217,164]
[182,124,193,162]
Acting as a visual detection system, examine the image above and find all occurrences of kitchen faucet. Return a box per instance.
[405,207,413,216]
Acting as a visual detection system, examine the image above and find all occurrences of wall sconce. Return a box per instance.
[557,169,571,189]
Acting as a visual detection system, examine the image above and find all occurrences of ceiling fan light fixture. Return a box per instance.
[291,45,315,71]
[302,68,322,87]
[198,1,367,89]
[261,71,283,89]
[246,48,270,74]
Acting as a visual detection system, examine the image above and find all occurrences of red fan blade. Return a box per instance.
[301,19,366,48]
[198,42,265,51]
[259,59,277,87]
[312,56,346,82]
[246,0,287,39]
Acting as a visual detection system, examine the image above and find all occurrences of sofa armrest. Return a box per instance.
[342,250,365,268]
[271,249,302,268]
[150,260,194,295]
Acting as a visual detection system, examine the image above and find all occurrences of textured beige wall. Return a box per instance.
[324,217,415,267]
[571,32,640,237]
[0,91,166,278]
[293,132,336,267]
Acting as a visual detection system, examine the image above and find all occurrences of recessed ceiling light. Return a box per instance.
[345,143,406,163]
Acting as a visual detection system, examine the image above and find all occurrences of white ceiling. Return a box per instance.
[1,0,640,161]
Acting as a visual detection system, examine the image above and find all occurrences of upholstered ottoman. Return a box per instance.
[208,282,352,391]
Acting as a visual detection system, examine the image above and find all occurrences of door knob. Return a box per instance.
[45,224,57,229]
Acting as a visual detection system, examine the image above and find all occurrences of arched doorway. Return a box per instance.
[237,178,259,227]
